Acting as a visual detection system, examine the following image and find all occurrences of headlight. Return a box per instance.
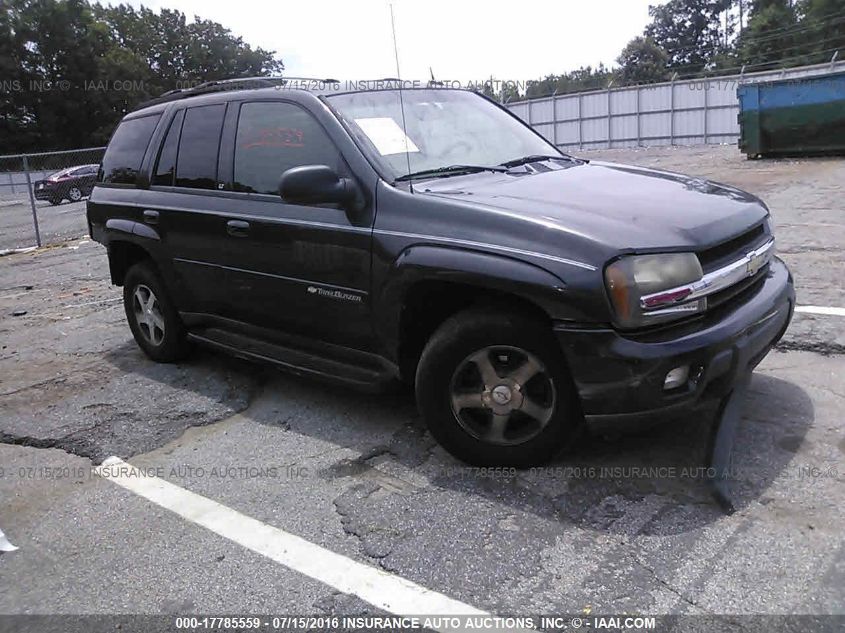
[604,253,705,329]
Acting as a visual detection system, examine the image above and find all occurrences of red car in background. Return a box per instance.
[33,164,99,205]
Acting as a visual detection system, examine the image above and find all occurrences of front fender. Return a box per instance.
[374,245,595,359]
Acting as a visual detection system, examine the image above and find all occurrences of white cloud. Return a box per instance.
[121,0,664,83]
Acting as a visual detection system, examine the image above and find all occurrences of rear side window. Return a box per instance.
[175,104,226,190]
[153,109,185,186]
[100,114,161,184]
[233,102,340,195]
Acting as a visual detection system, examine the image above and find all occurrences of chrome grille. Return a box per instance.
[639,238,775,313]
[698,222,768,273]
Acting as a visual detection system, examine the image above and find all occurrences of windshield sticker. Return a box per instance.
[354,117,420,156]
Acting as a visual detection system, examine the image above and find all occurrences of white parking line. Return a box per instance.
[94,457,523,631]
[795,305,845,317]
[0,527,18,552]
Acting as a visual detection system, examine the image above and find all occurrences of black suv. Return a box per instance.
[88,79,794,466]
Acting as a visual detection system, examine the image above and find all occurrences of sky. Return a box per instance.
[121,0,666,84]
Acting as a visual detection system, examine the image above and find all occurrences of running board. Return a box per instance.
[188,328,398,391]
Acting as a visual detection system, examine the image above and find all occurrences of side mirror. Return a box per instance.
[278,164,361,208]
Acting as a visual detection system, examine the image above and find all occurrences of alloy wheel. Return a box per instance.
[132,284,165,346]
[449,345,556,446]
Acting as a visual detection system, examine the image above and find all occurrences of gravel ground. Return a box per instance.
[0,197,89,252]
[0,145,842,621]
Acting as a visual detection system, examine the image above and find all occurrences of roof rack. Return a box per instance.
[134,76,342,110]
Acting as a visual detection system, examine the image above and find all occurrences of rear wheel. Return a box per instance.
[68,186,83,202]
[415,308,582,467]
[123,261,190,362]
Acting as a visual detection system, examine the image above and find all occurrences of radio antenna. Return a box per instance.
[390,3,414,194]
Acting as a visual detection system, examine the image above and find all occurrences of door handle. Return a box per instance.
[226,219,250,237]
[142,209,159,224]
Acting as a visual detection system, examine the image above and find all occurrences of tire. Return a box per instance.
[415,308,583,467]
[68,186,83,202]
[123,261,190,362]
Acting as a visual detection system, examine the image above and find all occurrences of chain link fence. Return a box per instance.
[0,147,106,253]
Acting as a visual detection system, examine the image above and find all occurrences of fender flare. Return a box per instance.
[375,245,584,360]
[104,218,160,242]
[101,220,174,289]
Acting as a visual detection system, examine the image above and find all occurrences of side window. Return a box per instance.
[100,114,161,184]
[153,109,185,186]
[175,104,226,190]
[233,102,341,195]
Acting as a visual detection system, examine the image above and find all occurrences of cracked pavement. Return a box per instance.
[1,146,843,617]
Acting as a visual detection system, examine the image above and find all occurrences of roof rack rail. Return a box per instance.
[133,76,342,110]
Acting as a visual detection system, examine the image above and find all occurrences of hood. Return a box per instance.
[418,160,769,253]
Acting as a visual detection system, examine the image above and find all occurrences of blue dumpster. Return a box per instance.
[737,70,845,158]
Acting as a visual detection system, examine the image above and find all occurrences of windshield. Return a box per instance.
[326,89,559,180]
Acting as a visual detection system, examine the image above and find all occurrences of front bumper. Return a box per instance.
[554,257,794,423]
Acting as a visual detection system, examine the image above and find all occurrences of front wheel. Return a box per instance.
[415,308,582,467]
[123,261,190,362]
[68,186,83,202]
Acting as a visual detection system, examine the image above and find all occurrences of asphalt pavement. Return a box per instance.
[1,146,843,624]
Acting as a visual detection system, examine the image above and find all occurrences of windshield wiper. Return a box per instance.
[498,154,579,168]
[395,164,509,182]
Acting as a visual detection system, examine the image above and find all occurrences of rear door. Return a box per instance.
[144,102,239,317]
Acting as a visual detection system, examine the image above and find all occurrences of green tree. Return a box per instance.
[794,0,845,64]
[0,0,283,153]
[500,81,521,103]
[738,0,799,67]
[524,65,614,99]
[645,0,735,75]
[616,37,670,84]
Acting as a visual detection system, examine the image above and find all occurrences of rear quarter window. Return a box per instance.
[100,114,161,184]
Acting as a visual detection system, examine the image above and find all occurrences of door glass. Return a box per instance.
[100,114,161,184]
[176,104,226,190]
[233,102,340,195]
[153,109,185,186]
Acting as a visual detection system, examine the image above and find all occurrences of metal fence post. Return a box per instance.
[22,154,42,248]
[703,79,709,144]
[578,93,584,150]
[670,75,676,146]
[636,86,642,147]
[551,91,558,148]
[607,84,613,149]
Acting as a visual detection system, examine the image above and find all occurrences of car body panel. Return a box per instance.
[417,161,769,253]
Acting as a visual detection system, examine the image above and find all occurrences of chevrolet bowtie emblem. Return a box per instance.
[746,251,765,276]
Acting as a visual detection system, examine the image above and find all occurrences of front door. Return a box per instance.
[216,100,374,350]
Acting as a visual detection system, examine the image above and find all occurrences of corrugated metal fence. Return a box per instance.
[506,58,845,151]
